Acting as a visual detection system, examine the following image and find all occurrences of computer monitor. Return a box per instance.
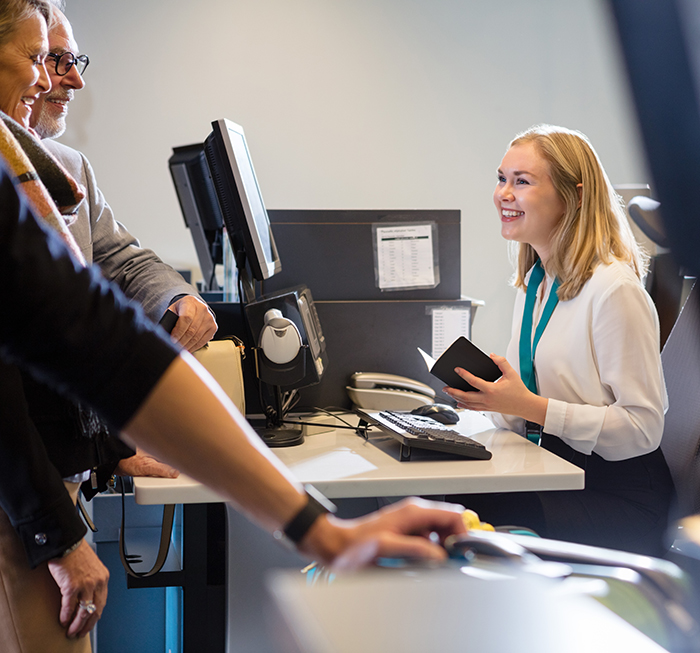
[204,118,282,298]
[168,143,224,291]
[169,119,326,445]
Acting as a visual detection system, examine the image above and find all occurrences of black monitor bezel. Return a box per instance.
[204,118,282,284]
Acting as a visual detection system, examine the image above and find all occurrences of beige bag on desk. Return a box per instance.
[193,337,246,414]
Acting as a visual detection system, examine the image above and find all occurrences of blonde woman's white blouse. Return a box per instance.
[488,259,668,461]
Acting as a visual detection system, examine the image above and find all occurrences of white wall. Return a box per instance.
[60,0,648,355]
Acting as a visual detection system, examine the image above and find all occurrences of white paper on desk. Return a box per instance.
[431,308,471,359]
[286,450,377,482]
[375,224,435,290]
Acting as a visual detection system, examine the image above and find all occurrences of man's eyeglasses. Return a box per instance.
[46,52,90,77]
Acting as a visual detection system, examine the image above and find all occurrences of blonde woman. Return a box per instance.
[446,125,674,556]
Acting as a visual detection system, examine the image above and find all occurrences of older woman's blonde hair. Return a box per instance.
[508,124,648,302]
[0,0,52,50]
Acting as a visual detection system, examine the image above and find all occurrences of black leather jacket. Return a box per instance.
[0,163,178,567]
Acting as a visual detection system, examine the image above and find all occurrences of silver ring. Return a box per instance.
[79,600,97,615]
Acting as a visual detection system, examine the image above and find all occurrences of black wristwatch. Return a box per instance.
[274,485,337,547]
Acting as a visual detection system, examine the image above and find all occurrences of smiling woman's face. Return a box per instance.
[0,11,49,127]
[493,142,566,263]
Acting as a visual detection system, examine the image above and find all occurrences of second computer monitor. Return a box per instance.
[169,143,224,291]
[204,118,282,284]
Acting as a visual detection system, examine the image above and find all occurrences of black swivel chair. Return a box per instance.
[659,280,700,615]
[660,281,700,523]
[627,195,687,349]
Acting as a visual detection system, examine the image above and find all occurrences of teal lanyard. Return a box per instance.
[519,260,560,443]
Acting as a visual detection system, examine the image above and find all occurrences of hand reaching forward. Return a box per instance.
[443,354,548,425]
[167,296,217,352]
[300,497,467,570]
[47,540,109,639]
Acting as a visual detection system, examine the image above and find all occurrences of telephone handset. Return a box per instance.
[346,372,436,411]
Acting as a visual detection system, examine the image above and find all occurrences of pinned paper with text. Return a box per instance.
[431,307,471,359]
[374,223,437,291]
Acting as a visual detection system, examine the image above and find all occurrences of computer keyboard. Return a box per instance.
[356,409,492,461]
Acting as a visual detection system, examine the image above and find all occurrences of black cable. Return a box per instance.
[234,263,271,421]
[281,406,371,437]
[282,419,358,430]
[289,406,359,430]
[282,389,300,414]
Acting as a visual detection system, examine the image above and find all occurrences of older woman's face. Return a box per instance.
[0,12,50,127]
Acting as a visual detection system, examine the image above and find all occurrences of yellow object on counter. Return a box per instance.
[462,509,494,531]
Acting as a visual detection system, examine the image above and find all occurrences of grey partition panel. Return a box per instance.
[293,298,472,410]
[263,209,461,301]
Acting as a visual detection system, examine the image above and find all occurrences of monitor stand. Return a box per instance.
[257,423,304,448]
[253,385,305,447]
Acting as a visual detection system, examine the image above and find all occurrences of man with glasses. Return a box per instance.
[30,39,88,141]
[48,49,89,75]
[30,4,216,350]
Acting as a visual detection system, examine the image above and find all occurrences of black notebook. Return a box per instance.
[430,337,501,392]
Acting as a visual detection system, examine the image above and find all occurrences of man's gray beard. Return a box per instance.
[34,109,66,140]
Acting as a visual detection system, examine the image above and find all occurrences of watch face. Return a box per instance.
[282,490,334,545]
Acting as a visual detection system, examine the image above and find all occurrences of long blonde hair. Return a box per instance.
[508,124,647,301]
[0,0,51,49]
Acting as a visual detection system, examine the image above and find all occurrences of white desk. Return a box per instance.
[131,412,584,652]
[134,412,584,653]
[133,411,584,506]
[268,568,667,653]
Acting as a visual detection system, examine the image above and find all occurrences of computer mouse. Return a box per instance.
[410,403,460,425]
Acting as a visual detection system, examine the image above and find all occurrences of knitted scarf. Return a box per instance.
[0,112,86,265]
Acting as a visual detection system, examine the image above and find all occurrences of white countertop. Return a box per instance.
[133,411,584,505]
[268,567,666,653]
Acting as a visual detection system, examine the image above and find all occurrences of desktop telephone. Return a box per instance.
[346,372,436,411]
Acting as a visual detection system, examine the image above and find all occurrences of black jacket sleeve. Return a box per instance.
[0,361,87,565]
[0,161,179,566]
